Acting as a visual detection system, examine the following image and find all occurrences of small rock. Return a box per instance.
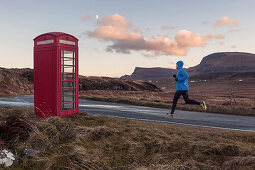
[23,148,40,157]
[0,149,15,167]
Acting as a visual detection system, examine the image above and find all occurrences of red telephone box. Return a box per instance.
[34,32,79,118]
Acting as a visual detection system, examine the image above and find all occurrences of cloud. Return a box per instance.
[161,25,177,30]
[98,14,131,29]
[87,14,222,56]
[231,45,237,48]
[88,14,133,40]
[81,15,91,21]
[214,16,239,27]
[175,30,206,47]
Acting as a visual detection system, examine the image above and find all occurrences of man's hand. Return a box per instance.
[173,74,178,81]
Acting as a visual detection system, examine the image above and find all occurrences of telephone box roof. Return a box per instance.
[34,32,78,41]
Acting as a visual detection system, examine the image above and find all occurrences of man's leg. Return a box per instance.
[182,90,200,105]
[171,91,182,114]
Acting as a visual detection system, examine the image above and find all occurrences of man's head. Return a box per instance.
[176,61,184,69]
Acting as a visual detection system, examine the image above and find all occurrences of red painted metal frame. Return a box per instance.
[34,32,79,118]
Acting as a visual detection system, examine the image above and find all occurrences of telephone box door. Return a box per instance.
[59,48,78,116]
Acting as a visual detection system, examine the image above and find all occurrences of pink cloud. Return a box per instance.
[88,14,134,40]
[87,14,222,56]
[175,30,206,47]
[98,14,131,29]
[214,16,239,27]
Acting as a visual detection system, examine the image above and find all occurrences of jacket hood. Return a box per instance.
[176,61,184,69]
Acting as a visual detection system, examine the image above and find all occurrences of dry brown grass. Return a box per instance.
[0,106,255,169]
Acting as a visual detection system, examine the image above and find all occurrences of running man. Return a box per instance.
[167,61,207,118]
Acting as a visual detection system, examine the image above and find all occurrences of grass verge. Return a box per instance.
[0,107,255,169]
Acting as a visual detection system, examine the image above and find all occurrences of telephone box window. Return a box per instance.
[37,39,54,45]
[61,50,76,110]
[59,39,75,45]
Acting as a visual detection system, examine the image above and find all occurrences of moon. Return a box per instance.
[96,15,99,20]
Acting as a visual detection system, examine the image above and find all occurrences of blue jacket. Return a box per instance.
[176,61,189,91]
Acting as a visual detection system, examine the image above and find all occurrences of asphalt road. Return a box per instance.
[0,95,255,132]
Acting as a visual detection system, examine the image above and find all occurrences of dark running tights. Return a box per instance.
[171,90,200,114]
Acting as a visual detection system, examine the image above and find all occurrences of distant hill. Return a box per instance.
[121,67,176,80]
[121,52,255,80]
[0,68,160,96]
[188,52,255,74]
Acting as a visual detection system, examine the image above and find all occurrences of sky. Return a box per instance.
[0,0,255,77]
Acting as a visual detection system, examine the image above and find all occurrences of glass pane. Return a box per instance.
[37,39,54,45]
[59,39,75,46]
[63,73,75,80]
[64,103,74,110]
[63,58,73,65]
[62,81,74,87]
[62,96,74,102]
[63,88,74,95]
[63,66,73,73]
[64,51,73,58]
